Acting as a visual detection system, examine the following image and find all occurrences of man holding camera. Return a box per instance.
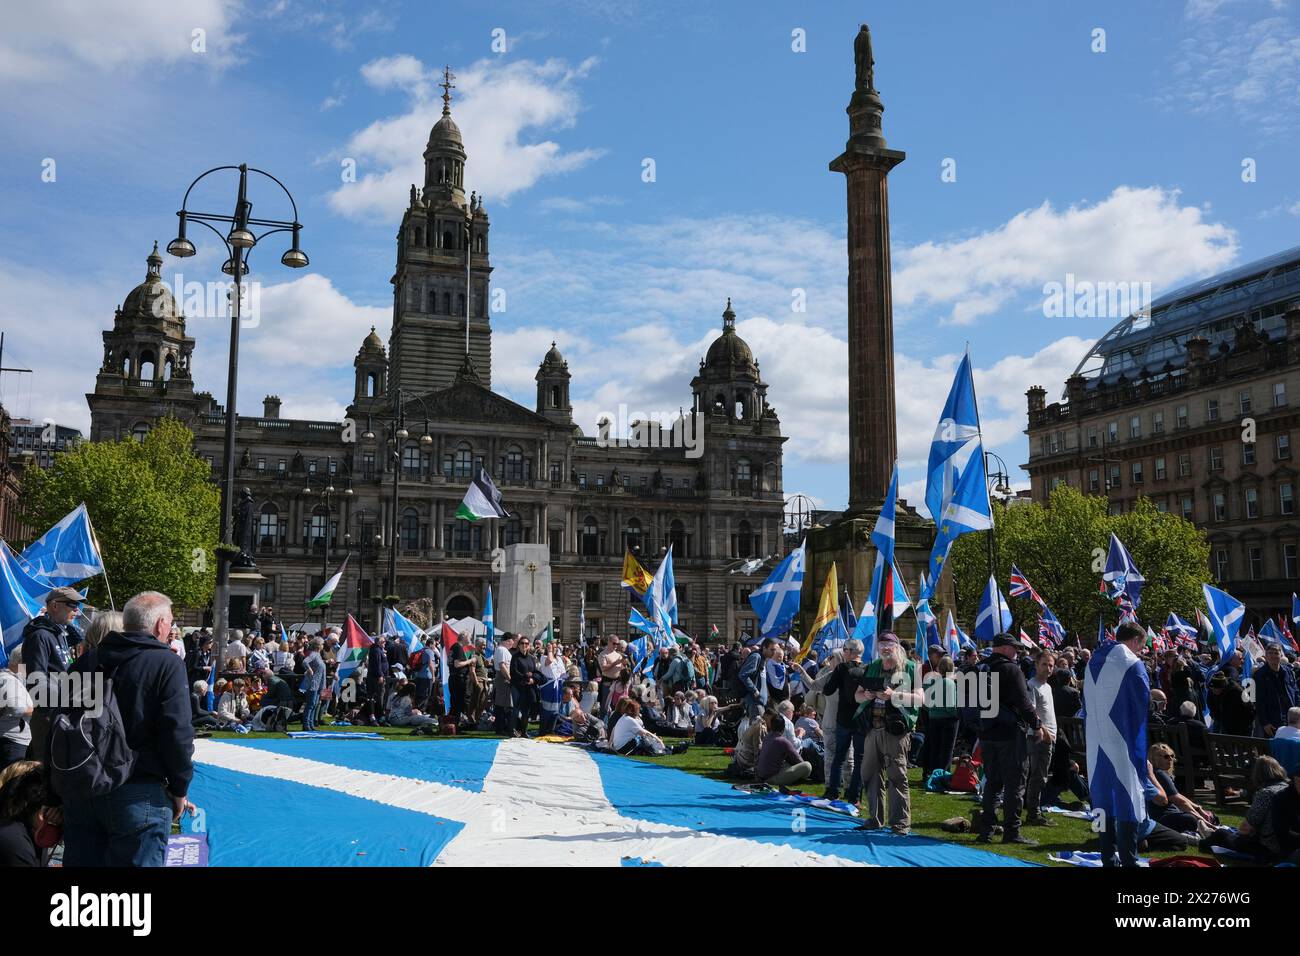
[853,633,922,834]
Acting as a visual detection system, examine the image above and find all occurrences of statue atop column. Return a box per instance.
[232,487,257,568]
[854,24,875,91]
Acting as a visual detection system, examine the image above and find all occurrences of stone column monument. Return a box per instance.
[497,543,554,636]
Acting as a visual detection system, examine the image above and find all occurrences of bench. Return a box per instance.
[1164,720,1213,797]
[1206,733,1272,805]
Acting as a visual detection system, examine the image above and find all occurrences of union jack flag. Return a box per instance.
[1009,564,1044,606]
[1037,617,1058,649]
[1280,615,1300,654]
[1038,605,1066,647]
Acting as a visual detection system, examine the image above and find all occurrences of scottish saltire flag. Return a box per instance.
[205,658,217,711]
[482,586,495,658]
[975,575,1012,643]
[890,562,912,618]
[645,546,678,640]
[383,607,425,655]
[0,543,47,658]
[1279,613,1300,654]
[870,464,899,631]
[1096,616,1108,647]
[335,614,374,692]
[1203,584,1245,672]
[21,503,105,586]
[1258,618,1284,649]
[841,587,857,634]
[438,622,463,714]
[915,592,937,646]
[944,611,962,657]
[1292,592,1300,626]
[578,590,586,647]
[1008,564,1044,606]
[455,468,508,521]
[851,583,879,659]
[748,541,805,637]
[1084,638,1150,825]
[1103,533,1145,610]
[628,606,660,637]
[926,450,993,591]
[1166,612,1197,642]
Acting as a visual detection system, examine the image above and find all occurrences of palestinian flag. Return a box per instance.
[335,614,373,691]
[307,555,348,608]
[455,468,508,521]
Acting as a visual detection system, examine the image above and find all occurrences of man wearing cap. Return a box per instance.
[976,633,1044,846]
[21,586,83,759]
[853,632,922,834]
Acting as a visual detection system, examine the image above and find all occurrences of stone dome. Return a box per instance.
[119,242,180,327]
[542,341,566,366]
[428,110,463,148]
[703,299,757,376]
[360,326,385,354]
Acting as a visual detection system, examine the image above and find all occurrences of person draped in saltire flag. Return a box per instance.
[1084,620,1151,867]
[456,467,509,521]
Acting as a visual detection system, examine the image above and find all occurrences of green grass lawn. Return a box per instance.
[201,719,1247,865]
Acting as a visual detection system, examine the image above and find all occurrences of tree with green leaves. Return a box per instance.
[946,485,1210,639]
[21,417,220,613]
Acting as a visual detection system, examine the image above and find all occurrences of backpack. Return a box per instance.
[47,656,136,801]
[409,649,427,672]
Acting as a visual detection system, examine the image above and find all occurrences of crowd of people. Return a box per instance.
[2,582,1299,868]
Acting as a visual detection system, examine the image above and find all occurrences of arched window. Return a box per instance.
[454,443,473,479]
[307,506,329,549]
[456,292,465,315]
[366,373,377,398]
[669,519,686,556]
[131,422,149,442]
[163,355,175,381]
[713,393,726,412]
[138,350,156,382]
[443,230,454,250]
[736,520,754,559]
[625,518,642,555]
[504,446,523,481]
[442,292,452,314]
[401,508,420,550]
[582,516,600,556]
[402,444,421,478]
[121,353,133,379]
[413,227,423,246]
[258,504,280,548]
[550,385,560,408]
[505,514,523,546]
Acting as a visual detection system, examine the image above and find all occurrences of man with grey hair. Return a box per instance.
[63,591,195,866]
[300,637,326,731]
[822,638,867,805]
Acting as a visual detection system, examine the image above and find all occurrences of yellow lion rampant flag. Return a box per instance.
[797,564,840,662]
[621,550,653,597]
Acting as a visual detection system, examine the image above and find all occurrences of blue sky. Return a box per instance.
[2,0,1299,512]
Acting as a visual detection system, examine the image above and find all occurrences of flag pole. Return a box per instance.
[84,509,115,611]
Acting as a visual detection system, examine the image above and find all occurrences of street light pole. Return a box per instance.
[167,163,308,672]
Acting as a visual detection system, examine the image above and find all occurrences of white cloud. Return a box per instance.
[327,56,606,220]
[893,187,1238,325]
[0,0,244,83]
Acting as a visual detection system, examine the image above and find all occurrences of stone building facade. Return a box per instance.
[86,96,787,640]
[1025,246,1300,620]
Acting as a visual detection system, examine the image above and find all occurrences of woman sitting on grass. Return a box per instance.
[387,681,439,728]
[610,699,689,756]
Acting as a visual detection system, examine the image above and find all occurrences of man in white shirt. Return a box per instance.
[1276,706,1300,741]
[493,634,515,735]
[225,629,249,664]
[1025,650,1058,827]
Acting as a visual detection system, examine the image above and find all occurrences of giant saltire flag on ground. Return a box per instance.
[1203,584,1245,675]
[0,541,51,661]
[20,503,105,587]
[799,563,841,663]
[1103,533,1145,610]
[307,555,348,609]
[621,550,653,600]
[869,464,899,632]
[455,467,509,521]
[748,541,805,638]
[482,586,495,658]
[383,607,425,655]
[1083,636,1151,826]
[334,614,374,693]
[923,355,993,595]
[975,575,1013,643]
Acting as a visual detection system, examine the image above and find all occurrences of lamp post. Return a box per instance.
[361,386,433,603]
[344,509,382,631]
[983,450,1014,582]
[303,466,352,627]
[166,164,307,672]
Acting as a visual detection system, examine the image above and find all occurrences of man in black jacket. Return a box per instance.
[62,591,195,866]
[821,639,867,804]
[510,636,539,738]
[20,586,83,759]
[977,634,1044,846]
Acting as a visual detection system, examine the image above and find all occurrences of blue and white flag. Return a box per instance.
[1292,592,1300,626]
[871,464,900,630]
[748,541,805,637]
[922,355,992,595]
[944,611,962,658]
[1203,583,1244,670]
[1258,618,1284,649]
[382,607,425,654]
[21,503,105,586]
[974,575,1012,643]
[483,586,495,659]
[1103,533,1145,610]
[1084,638,1150,825]
[0,542,49,659]
[646,546,678,643]
[1166,613,1197,641]
[891,561,912,618]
